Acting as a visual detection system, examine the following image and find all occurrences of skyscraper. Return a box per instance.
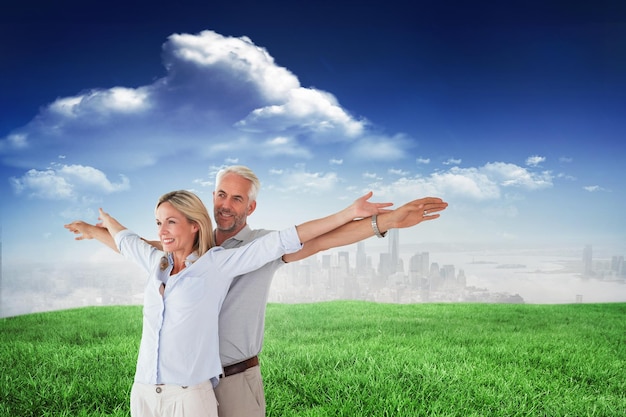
[356,241,366,275]
[388,228,400,273]
[583,244,593,276]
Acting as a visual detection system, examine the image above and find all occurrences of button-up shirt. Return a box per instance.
[115,226,301,387]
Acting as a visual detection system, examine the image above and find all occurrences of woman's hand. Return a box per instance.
[98,208,127,236]
[351,191,393,219]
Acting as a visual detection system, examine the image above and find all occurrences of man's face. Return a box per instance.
[213,173,256,234]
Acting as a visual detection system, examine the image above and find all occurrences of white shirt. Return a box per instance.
[115,226,301,386]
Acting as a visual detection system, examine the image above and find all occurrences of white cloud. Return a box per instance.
[10,164,129,200]
[268,167,339,194]
[363,172,381,180]
[261,136,313,158]
[583,185,609,192]
[329,158,343,165]
[236,88,366,140]
[48,87,151,120]
[1,29,403,174]
[165,31,299,101]
[557,172,576,181]
[0,133,28,151]
[482,162,552,189]
[366,162,553,202]
[388,168,409,176]
[350,134,412,160]
[442,158,461,165]
[526,155,546,167]
[416,157,430,164]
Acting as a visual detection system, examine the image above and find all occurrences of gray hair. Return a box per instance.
[215,165,261,202]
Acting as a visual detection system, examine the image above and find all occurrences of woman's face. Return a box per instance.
[156,201,198,255]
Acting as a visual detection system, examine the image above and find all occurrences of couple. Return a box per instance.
[65,165,448,417]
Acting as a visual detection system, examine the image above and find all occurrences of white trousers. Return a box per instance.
[130,380,217,417]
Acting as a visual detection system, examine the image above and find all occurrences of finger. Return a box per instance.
[358,191,373,200]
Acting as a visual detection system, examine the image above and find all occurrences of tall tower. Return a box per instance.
[338,251,350,275]
[356,241,366,275]
[388,228,400,273]
[583,244,593,276]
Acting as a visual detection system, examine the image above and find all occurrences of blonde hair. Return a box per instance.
[156,190,215,256]
[215,165,261,202]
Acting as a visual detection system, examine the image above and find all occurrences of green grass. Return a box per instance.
[1,302,625,416]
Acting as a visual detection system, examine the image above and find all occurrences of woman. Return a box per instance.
[66,190,391,417]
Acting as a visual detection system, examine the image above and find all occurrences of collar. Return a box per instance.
[216,225,254,249]
[165,251,200,268]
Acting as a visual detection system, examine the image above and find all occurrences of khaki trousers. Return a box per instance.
[214,366,266,417]
[130,380,217,417]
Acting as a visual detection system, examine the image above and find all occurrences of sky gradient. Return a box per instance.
[1,0,625,271]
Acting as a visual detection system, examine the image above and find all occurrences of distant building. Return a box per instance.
[356,241,367,275]
[388,228,400,274]
[583,244,593,276]
[611,256,624,277]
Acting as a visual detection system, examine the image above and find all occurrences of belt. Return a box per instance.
[221,356,259,378]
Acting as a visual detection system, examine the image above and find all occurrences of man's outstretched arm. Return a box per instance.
[283,196,447,263]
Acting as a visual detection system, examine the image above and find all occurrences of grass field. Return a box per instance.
[1,302,625,416]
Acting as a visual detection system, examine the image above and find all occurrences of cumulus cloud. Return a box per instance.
[526,155,545,167]
[416,157,430,164]
[1,30,394,173]
[442,158,461,165]
[10,164,129,200]
[367,162,553,201]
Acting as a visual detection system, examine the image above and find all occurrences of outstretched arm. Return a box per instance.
[64,220,119,252]
[64,208,128,251]
[284,196,448,263]
[294,191,393,245]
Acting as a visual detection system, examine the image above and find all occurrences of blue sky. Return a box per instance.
[1,0,625,266]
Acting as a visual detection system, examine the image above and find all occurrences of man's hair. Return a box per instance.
[215,165,261,202]
[156,190,215,256]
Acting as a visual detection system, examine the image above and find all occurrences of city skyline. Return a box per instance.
[2,228,624,318]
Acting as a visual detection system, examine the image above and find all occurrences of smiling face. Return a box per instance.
[213,172,257,237]
[156,201,198,256]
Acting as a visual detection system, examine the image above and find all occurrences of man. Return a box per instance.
[210,166,447,417]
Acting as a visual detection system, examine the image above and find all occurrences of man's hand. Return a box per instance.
[385,197,448,229]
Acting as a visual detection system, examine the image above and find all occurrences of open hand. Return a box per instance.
[352,191,393,219]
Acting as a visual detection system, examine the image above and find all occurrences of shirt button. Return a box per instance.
[156,387,162,393]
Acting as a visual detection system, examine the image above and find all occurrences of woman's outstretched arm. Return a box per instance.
[294,191,393,244]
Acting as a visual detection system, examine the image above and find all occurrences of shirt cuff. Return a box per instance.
[113,228,135,251]
[280,225,303,254]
